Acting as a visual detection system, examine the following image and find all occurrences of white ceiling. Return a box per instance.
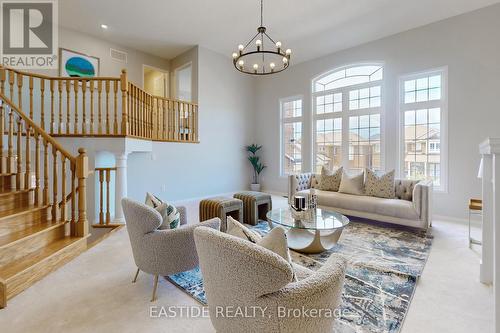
[59,0,500,64]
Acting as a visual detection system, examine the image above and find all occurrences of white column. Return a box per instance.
[481,153,493,284]
[479,138,500,333]
[113,153,128,223]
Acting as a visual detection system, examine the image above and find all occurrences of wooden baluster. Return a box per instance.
[156,98,160,139]
[16,73,22,110]
[82,80,87,134]
[50,80,54,134]
[90,81,95,135]
[41,79,46,131]
[7,111,14,174]
[99,170,104,224]
[139,90,143,137]
[71,165,76,230]
[52,146,57,221]
[187,103,192,142]
[175,101,180,141]
[29,76,33,119]
[97,81,103,134]
[134,86,138,136]
[74,80,79,135]
[65,80,70,134]
[8,70,14,101]
[195,105,199,142]
[61,157,66,221]
[34,132,40,205]
[0,67,5,94]
[57,80,62,134]
[120,70,128,136]
[106,169,111,224]
[76,148,89,237]
[105,80,110,134]
[162,99,167,141]
[113,80,118,135]
[43,140,48,205]
[24,122,30,189]
[16,119,22,190]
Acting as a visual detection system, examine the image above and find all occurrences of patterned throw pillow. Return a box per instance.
[155,202,181,230]
[145,192,162,208]
[364,169,396,199]
[338,170,365,195]
[317,166,343,191]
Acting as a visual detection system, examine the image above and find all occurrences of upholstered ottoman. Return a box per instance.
[233,191,272,225]
[199,197,243,232]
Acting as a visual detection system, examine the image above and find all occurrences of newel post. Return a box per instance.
[120,69,128,136]
[76,148,89,237]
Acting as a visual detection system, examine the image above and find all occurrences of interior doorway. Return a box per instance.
[143,65,169,98]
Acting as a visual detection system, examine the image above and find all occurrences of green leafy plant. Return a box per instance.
[246,144,266,184]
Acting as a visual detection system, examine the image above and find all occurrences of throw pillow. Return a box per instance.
[155,202,181,230]
[226,216,296,280]
[365,169,396,199]
[317,166,343,191]
[226,216,262,243]
[338,170,365,195]
[145,192,162,208]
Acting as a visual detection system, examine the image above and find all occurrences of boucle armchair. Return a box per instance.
[121,198,220,301]
[194,226,347,333]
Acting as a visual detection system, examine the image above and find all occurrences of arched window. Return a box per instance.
[312,64,384,173]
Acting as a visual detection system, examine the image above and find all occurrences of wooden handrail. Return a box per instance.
[0,93,75,163]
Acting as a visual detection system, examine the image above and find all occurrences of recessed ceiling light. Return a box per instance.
[100,24,108,29]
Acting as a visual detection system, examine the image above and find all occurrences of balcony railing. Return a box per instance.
[0,66,199,143]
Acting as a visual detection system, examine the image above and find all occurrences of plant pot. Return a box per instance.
[250,183,261,192]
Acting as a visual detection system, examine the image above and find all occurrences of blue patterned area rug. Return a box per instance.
[167,220,433,333]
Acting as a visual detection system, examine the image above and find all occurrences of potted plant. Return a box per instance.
[246,144,266,192]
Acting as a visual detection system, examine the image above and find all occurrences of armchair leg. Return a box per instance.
[132,268,140,283]
[151,275,159,302]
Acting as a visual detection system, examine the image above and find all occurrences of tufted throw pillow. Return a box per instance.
[317,166,343,192]
[338,170,365,195]
[155,202,181,230]
[364,169,396,199]
[226,216,296,280]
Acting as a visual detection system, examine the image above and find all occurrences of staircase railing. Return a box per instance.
[0,66,199,143]
[0,93,89,237]
[95,167,116,226]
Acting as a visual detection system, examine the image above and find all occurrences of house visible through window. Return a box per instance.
[281,97,303,175]
[400,68,447,190]
[313,64,383,173]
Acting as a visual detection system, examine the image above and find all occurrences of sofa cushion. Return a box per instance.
[317,166,343,191]
[365,169,396,199]
[297,190,419,221]
[338,171,364,195]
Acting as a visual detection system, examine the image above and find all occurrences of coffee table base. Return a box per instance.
[285,228,343,254]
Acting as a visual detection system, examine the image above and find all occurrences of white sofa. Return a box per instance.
[288,173,433,229]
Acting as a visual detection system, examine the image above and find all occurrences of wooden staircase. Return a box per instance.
[0,92,89,308]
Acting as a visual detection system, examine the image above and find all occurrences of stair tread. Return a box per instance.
[0,236,84,280]
[0,188,33,197]
[0,219,66,248]
[0,204,49,221]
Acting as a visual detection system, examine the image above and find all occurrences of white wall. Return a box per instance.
[254,4,500,219]
[126,47,255,202]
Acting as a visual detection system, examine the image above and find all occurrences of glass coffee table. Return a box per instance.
[266,208,349,254]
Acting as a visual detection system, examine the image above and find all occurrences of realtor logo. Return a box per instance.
[0,0,58,69]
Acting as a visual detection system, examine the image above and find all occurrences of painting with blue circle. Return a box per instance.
[59,48,100,78]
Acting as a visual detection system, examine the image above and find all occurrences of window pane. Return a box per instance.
[405,91,415,104]
[416,89,428,102]
[348,115,381,171]
[416,78,428,90]
[429,88,441,101]
[429,75,441,88]
[315,118,342,173]
[428,108,440,123]
[405,110,415,125]
[282,98,303,175]
[404,80,416,92]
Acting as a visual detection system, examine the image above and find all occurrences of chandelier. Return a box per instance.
[232,0,291,75]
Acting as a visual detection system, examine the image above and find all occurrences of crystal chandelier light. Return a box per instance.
[232,0,291,75]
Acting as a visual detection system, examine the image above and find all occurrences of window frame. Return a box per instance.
[311,63,385,174]
[398,67,448,192]
[280,95,304,177]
